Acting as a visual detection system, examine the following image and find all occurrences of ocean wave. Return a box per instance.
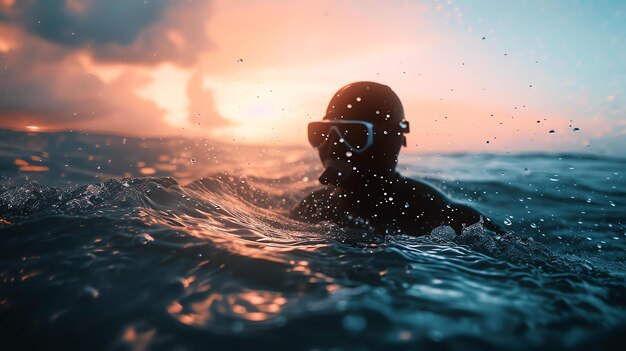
[1,131,625,350]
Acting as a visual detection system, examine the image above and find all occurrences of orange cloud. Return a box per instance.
[0,1,222,137]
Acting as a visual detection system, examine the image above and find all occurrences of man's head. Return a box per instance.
[308,82,409,186]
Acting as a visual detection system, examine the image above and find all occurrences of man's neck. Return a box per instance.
[340,169,400,192]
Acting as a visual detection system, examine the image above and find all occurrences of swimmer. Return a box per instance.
[292,82,504,236]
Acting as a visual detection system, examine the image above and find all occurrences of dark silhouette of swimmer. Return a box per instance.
[292,81,504,236]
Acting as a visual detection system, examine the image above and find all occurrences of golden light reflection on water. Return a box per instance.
[139,167,157,175]
[14,158,49,172]
[18,165,50,172]
[168,290,288,329]
[122,325,156,351]
[181,275,196,288]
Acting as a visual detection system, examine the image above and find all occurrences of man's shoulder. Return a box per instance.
[393,173,441,194]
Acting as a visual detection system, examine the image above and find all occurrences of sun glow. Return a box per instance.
[0,24,17,53]
[203,75,331,143]
[77,53,125,83]
[0,37,12,52]
[136,64,191,131]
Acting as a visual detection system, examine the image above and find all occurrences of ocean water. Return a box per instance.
[0,129,624,350]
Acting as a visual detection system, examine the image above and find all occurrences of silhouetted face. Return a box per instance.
[307,82,409,186]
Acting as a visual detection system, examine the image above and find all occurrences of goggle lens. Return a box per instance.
[308,121,372,151]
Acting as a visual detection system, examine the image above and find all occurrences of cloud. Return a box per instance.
[0,0,225,136]
[0,35,166,134]
[187,71,230,129]
[0,0,212,65]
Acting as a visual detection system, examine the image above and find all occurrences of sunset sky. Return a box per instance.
[0,0,624,153]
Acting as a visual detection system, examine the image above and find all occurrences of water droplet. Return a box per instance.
[504,218,512,226]
[530,223,537,229]
[388,197,393,201]
[383,131,388,135]
[573,127,580,132]
[347,104,352,109]
[191,158,196,164]
[356,97,362,102]
[548,130,555,134]
[339,138,345,143]
[375,110,380,115]
[236,58,243,63]
[301,176,309,182]
[345,151,353,157]
[404,202,410,208]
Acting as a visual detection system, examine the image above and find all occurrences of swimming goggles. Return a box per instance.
[308,120,409,153]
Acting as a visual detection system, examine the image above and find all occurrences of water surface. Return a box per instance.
[1,130,624,350]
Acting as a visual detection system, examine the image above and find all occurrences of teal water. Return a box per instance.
[0,130,624,350]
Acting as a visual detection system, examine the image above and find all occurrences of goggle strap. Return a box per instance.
[399,120,410,133]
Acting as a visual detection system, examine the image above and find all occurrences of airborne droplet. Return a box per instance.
[548,130,555,134]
